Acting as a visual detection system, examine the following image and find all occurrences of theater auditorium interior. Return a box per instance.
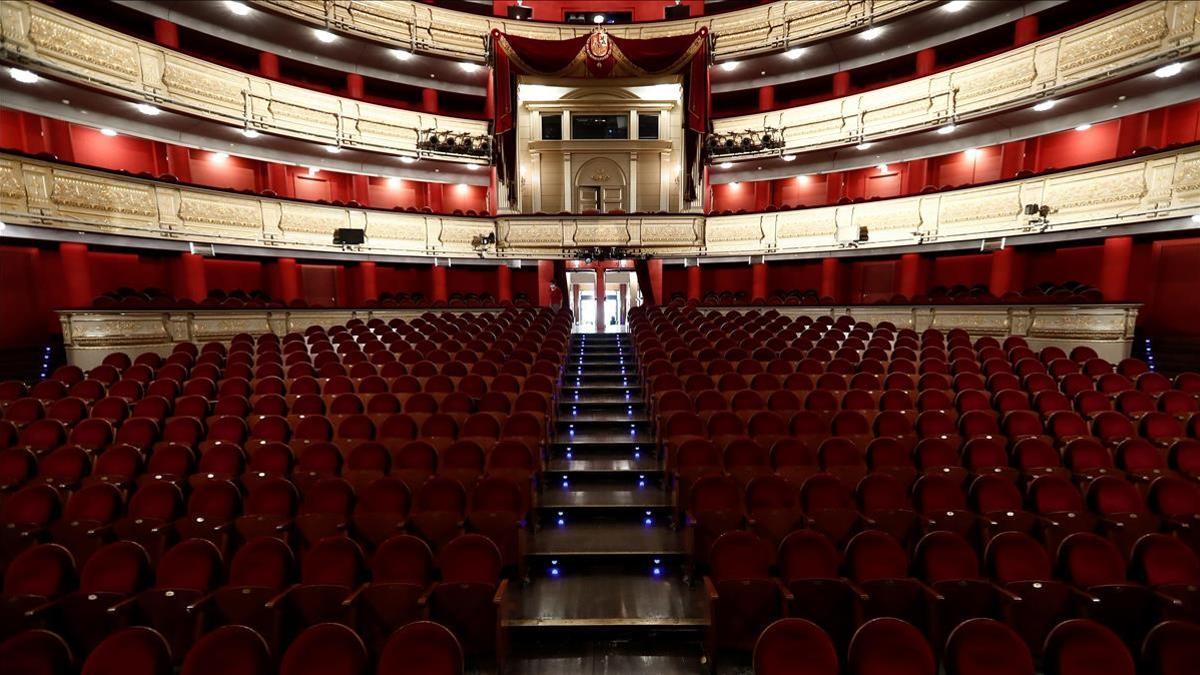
[0,0,1199,673]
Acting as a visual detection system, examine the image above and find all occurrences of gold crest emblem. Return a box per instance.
[585,28,612,62]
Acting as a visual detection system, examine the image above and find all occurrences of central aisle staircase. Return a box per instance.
[504,331,708,673]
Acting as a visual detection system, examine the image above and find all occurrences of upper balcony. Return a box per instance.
[710,0,1199,162]
[252,0,932,61]
[0,1,490,161]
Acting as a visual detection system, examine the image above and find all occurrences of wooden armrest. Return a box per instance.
[843,578,872,603]
[264,584,300,610]
[493,579,509,605]
[1069,587,1102,606]
[991,583,1023,603]
[773,577,794,603]
[703,576,718,601]
[185,591,218,613]
[341,583,371,608]
[919,581,946,603]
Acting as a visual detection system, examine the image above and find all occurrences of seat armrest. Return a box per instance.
[842,577,872,603]
[493,579,509,605]
[341,583,371,608]
[703,576,718,601]
[264,584,300,610]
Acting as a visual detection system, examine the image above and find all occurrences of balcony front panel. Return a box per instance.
[0,1,488,158]
[712,1,1200,156]
[257,0,930,61]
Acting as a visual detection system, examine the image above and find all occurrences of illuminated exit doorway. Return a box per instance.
[565,261,641,333]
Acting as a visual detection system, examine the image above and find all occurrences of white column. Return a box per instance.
[530,151,541,213]
[563,151,572,213]
[562,110,571,140]
[660,150,670,211]
[629,110,638,140]
[629,152,638,213]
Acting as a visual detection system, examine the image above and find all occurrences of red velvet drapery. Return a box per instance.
[491,28,709,206]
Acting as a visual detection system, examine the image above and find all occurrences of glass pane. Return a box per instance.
[541,114,562,140]
[571,114,629,140]
[638,114,659,140]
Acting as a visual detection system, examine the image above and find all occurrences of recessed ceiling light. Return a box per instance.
[8,68,39,84]
[856,142,873,150]
[459,62,481,73]
[730,181,740,186]
[134,103,161,116]
[1032,99,1056,112]
[1192,213,1200,223]
[592,14,605,24]
[387,177,401,187]
[225,1,251,16]
[782,154,796,161]
[795,175,808,182]
[313,29,337,43]
[719,161,733,169]
[99,128,117,137]
[241,128,259,138]
[943,1,969,12]
[392,49,412,61]
[785,48,806,60]
[400,156,416,164]
[307,167,320,176]
[861,26,884,40]
[324,145,341,153]
[877,164,888,172]
[1074,123,1092,132]
[937,124,956,135]
[1154,62,1183,78]
[466,164,480,170]
[964,148,980,158]
[720,61,739,72]
[212,152,229,161]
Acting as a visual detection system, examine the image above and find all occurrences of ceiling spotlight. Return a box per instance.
[241,128,259,138]
[325,145,342,154]
[212,151,229,161]
[313,29,337,43]
[861,26,884,40]
[856,142,873,150]
[1032,99,1056,112]
[1192,214,1200,223]
[592,14,605,24]
[99,128,117,137]
[225,1,251,15]
[943,1,969,12]
[720,61,740,72]
[782,154,796,161]
[134,103,161,116]
[392,49,412,61]
[937,124,956,135]
[400,156,416,164]
[877,164,888,172]
[964,148,980,158]
[795,175,808,182]
[1074,123,1092,132]
[1154,62,1183,78]
[784,48,806,60]
[8,67,39,84]
[730,181,740,187]
[459,62,481,73]
[306,167,320,176]
[719,161,733,169]
[466,164,480,170]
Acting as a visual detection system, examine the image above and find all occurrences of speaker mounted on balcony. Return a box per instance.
[334,228,365,245]
[858,226,869,242]
[507,5,532,20]
[665,5,691,19]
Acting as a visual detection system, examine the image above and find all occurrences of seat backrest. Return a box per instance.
[156,538,222,591]
[984,531,1052,583]
[914,531,981,583]
[847,618,935,675]
[279,623,368,675]
[437,534,501,585]
[3,543,75,597]
[845,531,908,582]
[753,618,839,675]
[82,627,171,675]
[180,625,272,675]
[1141,620,1200,675]
[228,536,295,588]
[1058,533,1127,588]
[1043,619,1134,675]
[1131,533,1200,587]
[709,531,771,582]
[778,530,840,582]
[944,618,1034,675]
[0,628,75,675]
[301,536,365,587]
[80,541,150,595]
[370,535,434,585]
[377,621,463,675]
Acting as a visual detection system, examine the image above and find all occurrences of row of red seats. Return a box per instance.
[703,526,1198,668]
[4,533,500,672]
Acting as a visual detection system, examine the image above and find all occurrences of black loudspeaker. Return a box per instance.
[665,5,691,19]
[858,226,869,242]
[334,228,365,245]
[507,5,533,20]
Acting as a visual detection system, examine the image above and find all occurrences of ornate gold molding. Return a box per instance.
[256,0,930,61]
[714,1,1200,152]
[0,1,487,157]
[1,148,1196,258]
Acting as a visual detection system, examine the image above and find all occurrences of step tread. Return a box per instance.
[504,573,705,627]
[530,523,686,556]
[540,484,671,509]
[545,454,660,473]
